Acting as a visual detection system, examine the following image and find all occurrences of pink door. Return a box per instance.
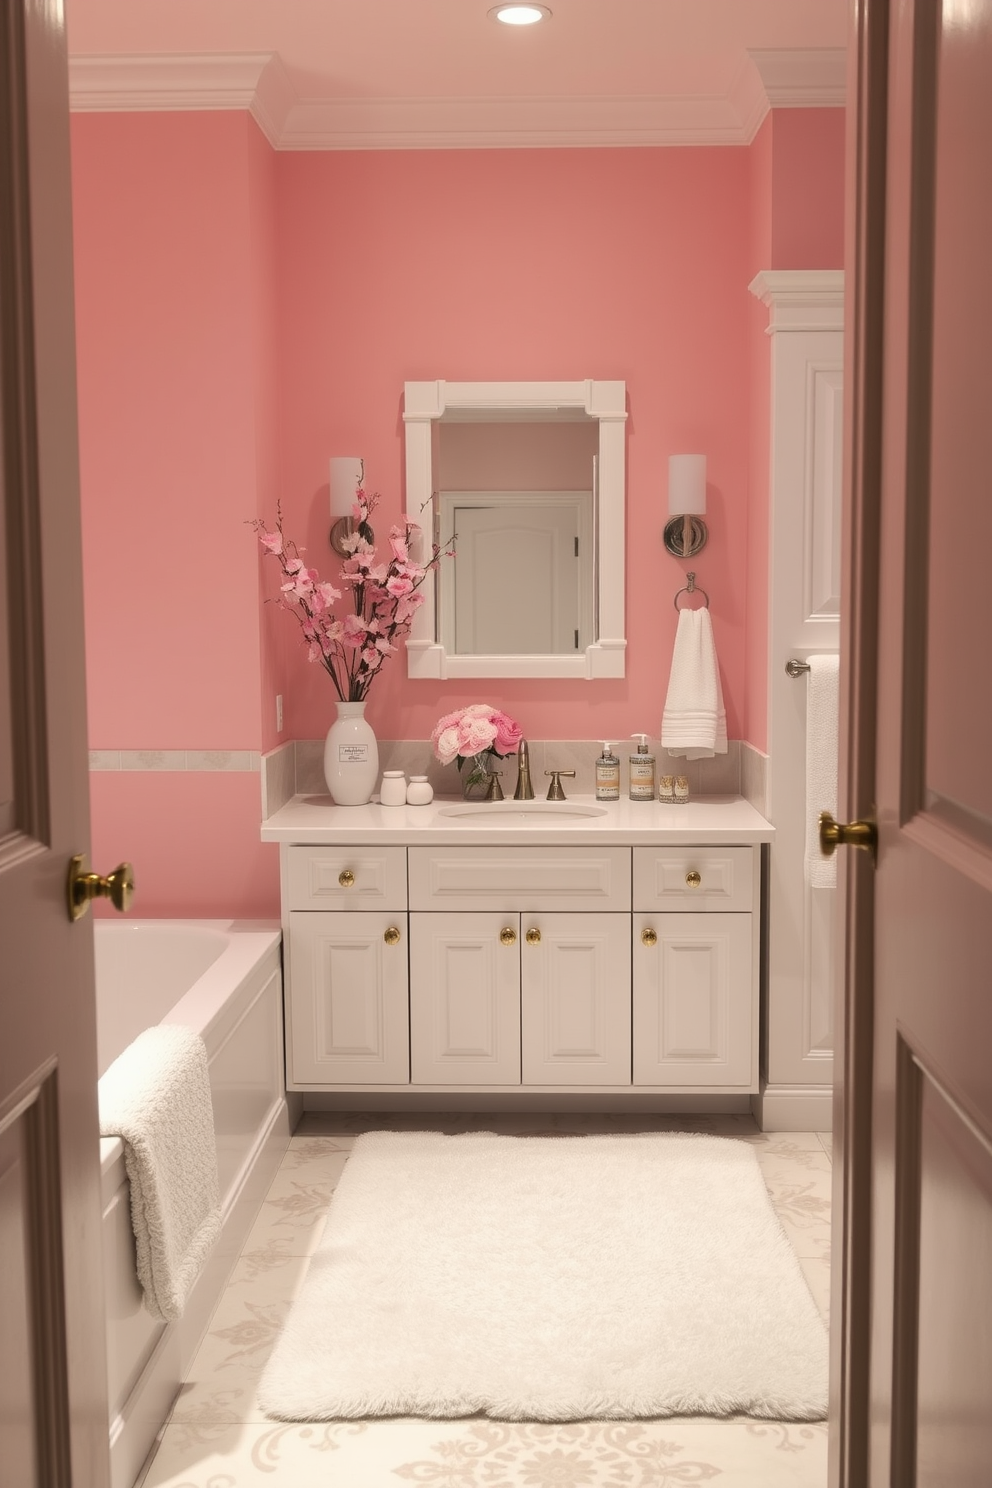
[0,1,111,1480]
[834,0,992,1482]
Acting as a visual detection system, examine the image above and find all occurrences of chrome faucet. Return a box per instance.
[513,739,534,800]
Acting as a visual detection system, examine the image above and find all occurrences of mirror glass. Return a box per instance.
[404,380,627,679]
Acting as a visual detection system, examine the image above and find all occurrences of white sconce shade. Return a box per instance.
[329,456,364,519]
[664,454,708,558]
[329,456,367,554]
[668,454,707,517]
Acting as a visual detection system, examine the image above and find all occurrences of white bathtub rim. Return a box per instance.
[98,919,281,1182]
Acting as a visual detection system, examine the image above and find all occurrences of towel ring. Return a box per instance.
[674,571,710,611]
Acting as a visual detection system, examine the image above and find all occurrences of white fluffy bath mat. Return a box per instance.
[258,1131,828,1423]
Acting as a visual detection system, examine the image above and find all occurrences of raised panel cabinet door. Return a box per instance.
[409,913,521,1085]
[287,912,409,1086]
[633,913,754,1088]
[520,914,631,1086]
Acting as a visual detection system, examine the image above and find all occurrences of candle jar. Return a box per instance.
[406,775,434,805]
[379,770,407,807]
[674,775,690,805]
[658,775,675,804]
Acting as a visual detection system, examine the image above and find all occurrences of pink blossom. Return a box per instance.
[491,709,523,754]
[259,530,283,554]
[430,703,523,766]
[386,574,414,598]
[389,528,409,563]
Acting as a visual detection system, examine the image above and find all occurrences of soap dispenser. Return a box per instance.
[629,734,656,801]
[595,742,620,802]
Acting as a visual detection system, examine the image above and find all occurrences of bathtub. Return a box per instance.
[96,921,290,1488]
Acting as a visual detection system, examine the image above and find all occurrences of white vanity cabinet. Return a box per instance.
[407,846,631,1088]
[271,802,770,1099]
[631,848,758,1088]
[284,846,410,1085]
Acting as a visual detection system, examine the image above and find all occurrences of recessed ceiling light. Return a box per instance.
[489,5,552,25]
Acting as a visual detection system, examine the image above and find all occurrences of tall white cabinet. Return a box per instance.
[749,268,844,1132]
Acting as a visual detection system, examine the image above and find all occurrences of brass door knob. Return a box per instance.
[68,854,135,922]
[383,926,401,945]
[819,812,878,860]
[338,869,355,887]
[525,927,541,945]
[685,871,702,888]
[641,927,658,946]
[499,926,517,945]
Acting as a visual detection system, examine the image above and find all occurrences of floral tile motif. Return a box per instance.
[142,1417,828,1488]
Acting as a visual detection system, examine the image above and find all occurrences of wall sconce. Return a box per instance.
[663,454,708,558]
[329,456,368,556]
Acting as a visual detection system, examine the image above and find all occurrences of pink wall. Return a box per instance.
[71,109,845,917]
[71,111,280,916]
[272,147,753,746]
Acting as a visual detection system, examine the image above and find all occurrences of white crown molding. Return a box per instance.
[749,269,845,333]
[68,49,845,150]
[69,52,292,147]
[748,49,847,108]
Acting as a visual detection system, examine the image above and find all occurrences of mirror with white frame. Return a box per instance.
[403,380,627,679]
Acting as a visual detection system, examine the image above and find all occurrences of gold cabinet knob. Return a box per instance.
[819,812,878,860]
[68,854,135,922]
[338,869,355,887]
[525,927,541,945]
[685,871,702,888]
[641,927,658,947]
[499,926,517,946]
[383,926,401,945]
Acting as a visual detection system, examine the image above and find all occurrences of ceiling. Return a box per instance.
[66,0,848,151]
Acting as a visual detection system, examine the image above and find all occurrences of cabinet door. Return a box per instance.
[287,912,409,1086]
[409,914,521,1085]
[520,914,631,1086]
[633,913,754,1087]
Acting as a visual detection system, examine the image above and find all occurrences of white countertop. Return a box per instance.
[261,793,774,846]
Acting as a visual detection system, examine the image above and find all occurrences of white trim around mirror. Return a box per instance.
[403,379,627,679]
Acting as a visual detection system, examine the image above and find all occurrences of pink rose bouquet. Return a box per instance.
[251,482,448,703]
[431,704,523,792]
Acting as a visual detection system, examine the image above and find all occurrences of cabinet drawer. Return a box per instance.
[633,846,753,913]
[286,845,407,910]
[408,846,631,913]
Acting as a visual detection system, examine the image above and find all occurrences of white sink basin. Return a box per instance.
[437,800,607,819]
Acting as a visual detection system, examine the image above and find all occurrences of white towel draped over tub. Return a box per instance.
[661,606,728,759]
[804,654,841,890]
[99,1024,221,1322]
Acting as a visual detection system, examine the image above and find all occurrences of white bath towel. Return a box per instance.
[804,654,841,889]
[99,1024,221,1322]
[661,607,728,759]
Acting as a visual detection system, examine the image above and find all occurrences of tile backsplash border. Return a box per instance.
[263,738,748,818]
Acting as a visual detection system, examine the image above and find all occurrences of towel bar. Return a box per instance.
[785,658,811,677]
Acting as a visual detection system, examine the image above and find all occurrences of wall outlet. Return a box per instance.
[275,694,283,733]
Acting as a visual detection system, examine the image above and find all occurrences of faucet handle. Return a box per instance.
[545,769,576,801]
[484,770,504,802]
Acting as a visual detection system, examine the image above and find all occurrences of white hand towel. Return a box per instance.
[804,654,840,889]
[661,607,728,759]
[99,1024,221,1322]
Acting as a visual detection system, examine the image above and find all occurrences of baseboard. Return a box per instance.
[302,1092,754,1115]
[751,1083,833,1132]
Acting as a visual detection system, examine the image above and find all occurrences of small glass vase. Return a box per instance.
[323,700,378,806]
[461,750,495,800]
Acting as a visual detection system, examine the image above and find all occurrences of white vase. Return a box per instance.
[323,701,378,806]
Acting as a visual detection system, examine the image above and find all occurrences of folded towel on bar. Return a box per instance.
[661,607,728,759]
[804,654,841,890]
[99,1024,221,1322]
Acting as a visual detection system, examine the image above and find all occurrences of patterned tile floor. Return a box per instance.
[139,1114,832,1487]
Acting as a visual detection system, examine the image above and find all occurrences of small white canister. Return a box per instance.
[379,770,407,807]
[406,775,433,805]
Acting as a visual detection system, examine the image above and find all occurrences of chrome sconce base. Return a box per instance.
[329,516,375,556]
[663,514,708,558]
